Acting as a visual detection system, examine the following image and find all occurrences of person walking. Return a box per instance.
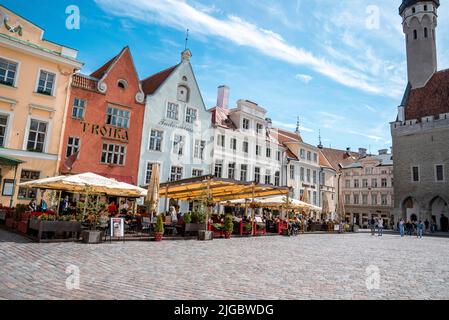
[378,218,384,237]
[417,220,424,239]
[399,219,405,237]
[370,217,375,236]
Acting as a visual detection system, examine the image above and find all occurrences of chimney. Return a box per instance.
[379,149,388,155]
[217,85,230,109]
[359,148,367,158]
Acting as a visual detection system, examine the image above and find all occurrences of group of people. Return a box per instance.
[369,217,385,236]
[398,219,426,238]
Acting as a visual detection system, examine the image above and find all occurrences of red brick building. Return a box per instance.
[59,47,145,185]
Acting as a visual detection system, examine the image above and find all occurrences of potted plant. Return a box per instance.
[154,214,164,242]
[79,191,106,244]
[224,215,234,239]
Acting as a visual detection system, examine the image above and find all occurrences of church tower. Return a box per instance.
[400,0,439,88]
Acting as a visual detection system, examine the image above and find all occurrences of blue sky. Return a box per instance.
[4,0,449,152]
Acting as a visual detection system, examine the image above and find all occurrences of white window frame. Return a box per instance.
[145,161,158,185]
[256,123,264,135]
[34,68,58,96]
[172,134,185,156]
[230,138,237,151]
[166,101,179,120]
[22,115,52,153]
[243,141,249,153]
[72,97,87,120]
[435,164,445,182]
[0,110,13,148]
[170,166,183,182]
[0,55,21,87]
[106,105,130,129]
[217,134,225,147]
[101,142,127,166]
[185,106,198,124]
[149,129,164,152]
[66,136,81,158]
[192,169,204,177]
[242,118,250,131]
[194,140,206,160]
[240,164,248,182]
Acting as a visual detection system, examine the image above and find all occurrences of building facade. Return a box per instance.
[391,0,449,230]
[59,47,145,185]
[0,5,82,206]
[340,150,394,228]
[210,87,286,190]
[318,150,338,221]
[138,50,213,211]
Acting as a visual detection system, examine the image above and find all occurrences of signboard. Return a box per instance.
[334,225,340,231]
[81,122,129,142]
[110,218,125,238]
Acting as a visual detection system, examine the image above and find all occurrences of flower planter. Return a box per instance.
[82,230,104,244]
[5,218,14,229]
[29,218,82,242]
[185,223,207,234]
[154,232,163,242]
[224,231,232,239]
[198,230,213,241]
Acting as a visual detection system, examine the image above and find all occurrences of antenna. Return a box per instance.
[184,29,190,50]
[295,116,300,134]
[318,129,323,149]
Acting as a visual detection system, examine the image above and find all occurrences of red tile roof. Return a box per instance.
[319,148,359,171]
[90,47,129,79]
[276,129,303,144]
[210,106,237,129]
[141,65,178,95]
[319,150,334,169]
[405,69,449,121]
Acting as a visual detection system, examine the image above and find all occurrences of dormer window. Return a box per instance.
[117,79,128,89]
[177,85,189,102]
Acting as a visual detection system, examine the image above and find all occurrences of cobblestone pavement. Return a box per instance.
[1,229,449,300]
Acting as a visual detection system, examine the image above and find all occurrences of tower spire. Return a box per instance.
[295,116,300,135]
[184,28,189,50]
[318,130,323,149]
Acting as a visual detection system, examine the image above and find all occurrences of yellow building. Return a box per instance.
[0,5,83,207]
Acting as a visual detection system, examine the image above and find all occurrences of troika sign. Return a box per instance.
[80,122,129,142]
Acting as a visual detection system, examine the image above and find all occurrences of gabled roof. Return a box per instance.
[405,69,449,121]
[276,129,303,144]
[319,148,359,171]
[342,153,393,169]
[141,65,179,95]
[210,106,237,129]
[90,47,129,79]
[318,150,334,170]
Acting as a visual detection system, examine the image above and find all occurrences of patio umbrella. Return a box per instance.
[147,163,160,220]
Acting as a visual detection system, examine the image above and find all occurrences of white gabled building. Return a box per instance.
[209,86,286,189]
[138,50,213,212]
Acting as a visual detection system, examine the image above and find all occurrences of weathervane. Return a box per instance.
[185,28,189,50]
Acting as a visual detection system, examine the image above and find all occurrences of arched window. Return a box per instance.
[424,27,428,38]
[117,79,128,89]
[177,85,189,102]
[182,76,188,81]
[413,29,418,40]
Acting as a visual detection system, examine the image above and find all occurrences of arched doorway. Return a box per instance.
[402,197,419,222]
[430,197,449,232]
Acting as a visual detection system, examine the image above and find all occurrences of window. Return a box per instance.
[265,170,271,185]
[166,102,179,120]
[266,148,271,158]
[313,153,318,163]
[424,5,427,11]
[107,106,130,129]
[149,130,163,151]
[214,161,223,178]
[412,166,420,182]
[240,165,248,182]
[170,166,183,181]
[353,179,359,188]
[381,178,388,187]
[256,145,262,156]
[66,137,80,158]
[117,80,127,89]
[194,140,206,159]
[254,167,261,183]
[412,7,416,13]
[307,151,312,161]
[345,180,351,188]
[290,165,295,180]
[381,194,388,206]
[256,123,263,135]
[192,169,203,177]
[371,194,378,205]
[424,27,428,38]
[243,141,249,153]
[300,149,306,159]
[362,179,368,188]
[413,29,418,40]
[217,135,225,147]
[277,151,281,161]
[72,98,86,119]
[37,70,55,95]
[0,57,18,86]
[306,169,311,183]
[353,194,359,205]
[365,167,373,175]
[242,118,250,130]
[186,107,197,123]
[177,85,189,102]
[173,135,184,156]
[18,170,40,199]
[27,119,47,153]
[230,138,237,151]
[0,114,8,147]
[228,163,236,180]
[145,162,157,184]
[313,171,317,184]
[362,194,368,205]
[436,165,444,182]
[101,143,126,165]
[300,167,305,181]
[274,171,280,186]
[372,179,378,188]
[313,192,317,206]
[345,194,351,205]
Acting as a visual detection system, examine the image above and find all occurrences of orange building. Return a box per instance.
[59,47,145,185]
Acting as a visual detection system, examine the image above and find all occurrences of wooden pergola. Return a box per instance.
[158,175,290,203]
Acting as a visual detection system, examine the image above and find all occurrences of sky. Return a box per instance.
[3,0,449,152]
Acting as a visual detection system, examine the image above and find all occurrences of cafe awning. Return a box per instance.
[223,195,312,209]
[19,172,147,198]
[157,175,290,202]
[0,154,24,167]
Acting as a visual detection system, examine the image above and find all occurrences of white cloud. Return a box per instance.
[295,74,313,83]
[272,120,314,133]
[364,105,376,112]
[94,0,400,97]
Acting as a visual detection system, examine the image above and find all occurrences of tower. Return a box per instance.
[400,0,439,88]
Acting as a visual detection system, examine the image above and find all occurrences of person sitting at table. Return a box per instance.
[28,199,37,212]
[169,206,178,225]
[108,201,118,217]
[119,200,129,215]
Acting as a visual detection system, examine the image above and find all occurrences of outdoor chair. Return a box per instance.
[253,217,266,236]
[141,217,152,235]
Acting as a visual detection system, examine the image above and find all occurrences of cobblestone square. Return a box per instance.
[1,229,449,300]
